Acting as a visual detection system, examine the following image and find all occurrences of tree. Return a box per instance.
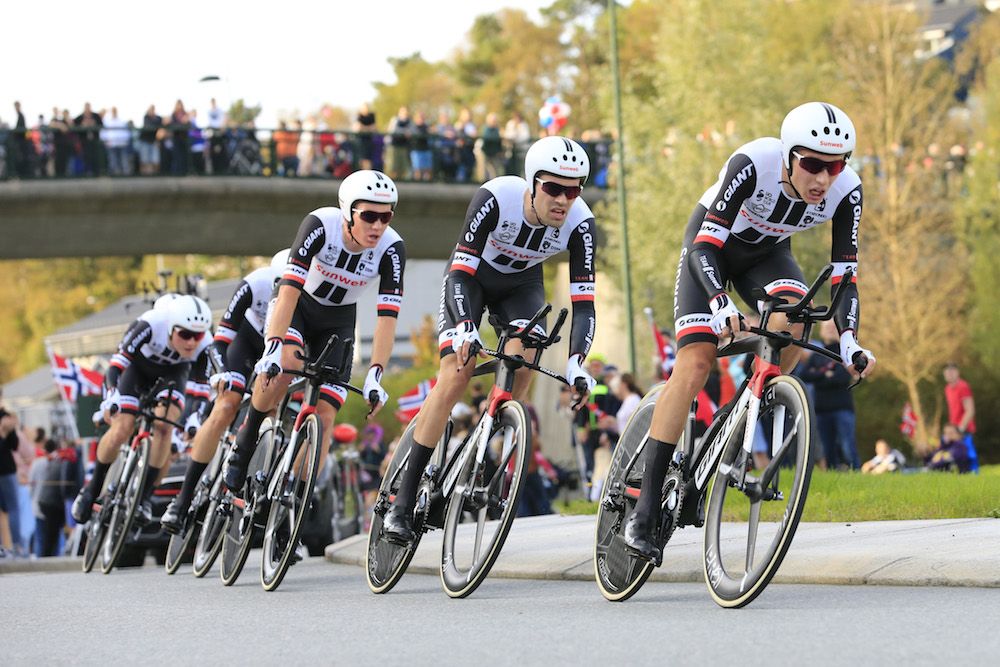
[227,99,262,126]
[372,53,457,126]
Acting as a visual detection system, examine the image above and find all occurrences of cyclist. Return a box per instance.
[222,170,405,493]
[160,249,289,534]
[381,135,599,544]
[71,295,214,526]
[624,102,877,562]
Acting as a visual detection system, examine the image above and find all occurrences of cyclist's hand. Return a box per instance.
[209,371,231,394]
[363,365,389,418]
[454,320,485,369]
[100,389,120,417]
[709,293,747,339]
[839,331,876,378]
[566,354,596,411]
[254,337,284,384]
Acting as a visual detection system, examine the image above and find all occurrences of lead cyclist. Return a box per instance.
[624,102,877,562]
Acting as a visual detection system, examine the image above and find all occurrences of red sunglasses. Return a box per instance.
[353,209,394,224]
[793,151,848,176]
[535,178,582,200]
[174,328,206,342]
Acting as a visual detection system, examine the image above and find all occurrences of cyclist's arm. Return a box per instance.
[829,183,863,336]
[686,153,756,300]
[268,214,324,340]
[105,319,151,390]
[213,279,252,358]
[183,345,213,416]
[371,240,406,368]
[444,188,499,325]
[566,219,597,359]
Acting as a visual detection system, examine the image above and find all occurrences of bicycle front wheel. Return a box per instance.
[703,375,813,608]
[100,439,150,574]
[440,400,530,598]
[192,465,227,578]
[594,384,664,601]
[81,458,123,573]
[260,413,322,591]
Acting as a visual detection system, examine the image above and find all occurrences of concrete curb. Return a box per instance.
[0,556,82,575]
[326,515,1000,589]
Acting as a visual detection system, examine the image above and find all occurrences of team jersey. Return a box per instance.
[691,137,862,334]
[106,307,214,403]
[446,176,597,357]
[213,266,276,351]
[279,206,405,318]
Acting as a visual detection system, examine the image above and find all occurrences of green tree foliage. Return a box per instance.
[227,99,263,126]
[372,53,458,127]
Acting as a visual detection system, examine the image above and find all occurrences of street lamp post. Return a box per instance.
[609,0,636,374]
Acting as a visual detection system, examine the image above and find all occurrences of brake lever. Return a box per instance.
[570,377,590,411]
[366,390,380,418]
[847,351,868,391]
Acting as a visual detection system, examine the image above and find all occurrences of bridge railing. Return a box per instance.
[0,124,613,187]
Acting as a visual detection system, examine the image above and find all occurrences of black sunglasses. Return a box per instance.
[792,151,848,176]
[352,209,394,224]
[174,328,206,342]
[535,178,582,200]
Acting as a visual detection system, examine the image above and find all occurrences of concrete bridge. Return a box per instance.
[0,178,607,260]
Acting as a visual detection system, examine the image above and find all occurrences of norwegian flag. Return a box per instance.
[395,378,437,424]
[50,353,104,403]
[900,402,918,439]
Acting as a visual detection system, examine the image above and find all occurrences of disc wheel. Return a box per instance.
[440,400,530,598]
[261,413,322,591]
[100,439,150,574]
[595,384,677,601]
[164,508,199,575]
[703,375,813,608]
[220,419,274,586]
[365,417,423,594]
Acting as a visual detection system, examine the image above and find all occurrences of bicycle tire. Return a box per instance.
[260,413,322,591]
[81,458,123,573]
[440,400,530,598]
[164,515,198,575]
[220,419,274,586]
[594,385,663,601]
[703,375,813,608]
[100,438,150,574]
[366,418,422,594]
[192,467,227,578]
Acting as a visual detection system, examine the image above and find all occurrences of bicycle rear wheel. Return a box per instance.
[192,466,227,578]
[366,418,422,594]
[440,400,530,598]
[220,419,274,586]
[703,375,813,608]
[594,385,662,601]
[261,413,322,591]
[81,458,123,573]
[100,439,150,574]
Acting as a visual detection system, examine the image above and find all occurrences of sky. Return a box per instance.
[0,0,550,129]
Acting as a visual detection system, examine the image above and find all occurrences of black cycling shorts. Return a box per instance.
[284,293,355,409]
[674,204,807,349]
[116,356,190,415]
[436,263,546,357]
[224,319,264,395]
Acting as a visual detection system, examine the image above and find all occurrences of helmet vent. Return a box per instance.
[811,130,818,136]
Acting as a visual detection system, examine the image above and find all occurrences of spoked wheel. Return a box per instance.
[192,467,227,578]
[100,440,150,574]
[260,413,322,591]
[594,385,663,601]
[366,418,422,594]
[704,375,813,608]
[440,400,530,598]
[220,420,274,586]
[82,459,123,573]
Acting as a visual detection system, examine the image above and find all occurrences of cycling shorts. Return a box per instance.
[284,293,355,409]
[116,356,189,416]
[437,263,546,357]
[224,320,264,396]
[674,204,807,349]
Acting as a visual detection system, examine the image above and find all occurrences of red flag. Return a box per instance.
[50,353,104,403]
[395,378,437,424]
[645,307,675,379]
[900,402,918,438]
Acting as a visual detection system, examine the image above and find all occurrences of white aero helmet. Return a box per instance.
[168,294,212,333]
[338,170,398,222]
[780,102,856,169]
[270,248,290,275]
[525,136,590,191]
[153,292,181,310]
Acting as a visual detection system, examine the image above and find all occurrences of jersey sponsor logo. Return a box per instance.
[851,202,862,247]
[580,230,595,272]
[819,140,845,149]
[849,189,861,205]
[705,213,728,225]
[488,239,538,261]
[315,263,366,287]
[497,219,517,242]
[299,226,324,257]
[716,163,753,211]
[465,196,497,243]
[698,254,724,291]
[451,282,468,318]
[321,243,338,264]
[386,246,402,284]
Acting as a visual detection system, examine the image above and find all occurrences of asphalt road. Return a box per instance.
[4,557,998,665]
